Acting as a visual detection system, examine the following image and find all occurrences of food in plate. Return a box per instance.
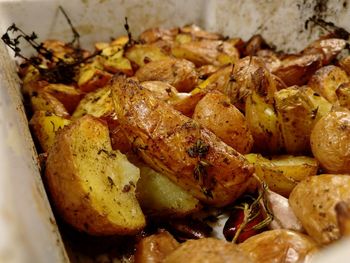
[4,18,350,261]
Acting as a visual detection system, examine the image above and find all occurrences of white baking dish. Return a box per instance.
[0,0,349,262]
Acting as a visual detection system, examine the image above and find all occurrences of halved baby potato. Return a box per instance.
[45,115,145,235]
[245,154,318,197]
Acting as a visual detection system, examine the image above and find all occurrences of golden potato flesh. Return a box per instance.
[245,91,283,154]
[45,115,145,235]
[137,165,200,217]
[289,174,350,245]
[308,65,349,103]
[29,111,71,152]
[135,58,198,92]
[72,85,113,119]
[125,44,169,67]
[238,229,318,263]
[193,91,253,154]
[134,231,179,263]
[163,238,254,263]
[111,76,254,206]
[245,154,318,197]
[310,108,350,173]
[30,91,69,118]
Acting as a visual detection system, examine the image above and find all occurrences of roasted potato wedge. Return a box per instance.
[112,76,253,206]
[193,91,253,154]
[137,165,200,217]
[229,56,277,110]
[308,65,349,103]
[245,154,318,197]
[336,82,350,110]
[135,58,198,92]
[238,229,318,263]
[135,231,179,263]
[140,81,178,101]
[77,59,113,93]
[303,38,346,65]
[29,111,71,152]
[71,85,131,153]
[169,91,207,117]
[99,45,133,75]
[172,40,239,66]
[191,65,232,95]
[30,91,69,118]
[45,115,145,235]
[125,44,169,67]
[163,238,254,263]
[310,108,350,174]
[273,54,322,86]
[289,174,350,245]
[43,83,83,113]
[72,85,113,119]
[274,86,317,154]
[245,91,283,154]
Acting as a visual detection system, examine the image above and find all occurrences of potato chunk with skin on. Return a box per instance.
[112,76,254,206]
[289,174,350,245]
[29,111,71,152]
[45,115,145,235]
[238,229,318,263]
[310,108,350,174]
[308,65,349,103]
[193,91,253,154]
[30,91,69,118]
[245,154,318,197]
[135,58,198,92]
[163,238,254,263]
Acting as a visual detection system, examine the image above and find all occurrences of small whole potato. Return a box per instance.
[289,174,350,245]
[310,108,350,173]
[193,91,253,154]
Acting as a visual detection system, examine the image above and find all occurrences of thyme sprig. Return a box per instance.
[1,6,100,84]
[231,174,273,244]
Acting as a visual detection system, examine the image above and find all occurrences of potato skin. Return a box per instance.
[289,174,350,245]
[238,229,318,263]
[193,91,253,154]
[308,65,349,103]
[273,54,322,87]
[310,108,350,174]
[112,76,254,206]
[163,238,254,263]
[135,58,198,92]
[45,115,145,235]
